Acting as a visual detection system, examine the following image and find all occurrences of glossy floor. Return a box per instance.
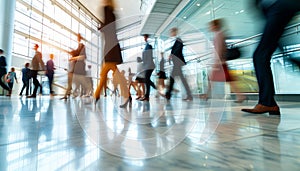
[0,95,300,171]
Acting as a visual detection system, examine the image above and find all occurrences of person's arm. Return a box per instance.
[69,55,85,61]
[14,73,18,83]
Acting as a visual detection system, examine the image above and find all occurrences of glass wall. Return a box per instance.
[12,0,101,83]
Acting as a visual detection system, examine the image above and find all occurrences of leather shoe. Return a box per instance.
[27,95,36,98]
[241,104,280,115]
[140,97,149,101]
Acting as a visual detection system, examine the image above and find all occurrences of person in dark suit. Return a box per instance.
[94,0,129,104]
[165,28,193,101]
[242,0,300,115]
[139,34,156,101]
[0,49,11,95]
[19,63,31,96]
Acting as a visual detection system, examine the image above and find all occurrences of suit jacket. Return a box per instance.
[171,38,186,66]
[142,42,155,70]
[31,51,45,71]
[0,56,7,75]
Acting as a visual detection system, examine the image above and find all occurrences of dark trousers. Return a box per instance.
[167,65,192,98]
[144,69,156,98]
[20,80,29,95]
[8,82,13,90]
[31,70,41,96]
[47,74,54,94]
[253,0,300,106]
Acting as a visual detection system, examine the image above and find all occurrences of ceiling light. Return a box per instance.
[183,16,187,19]
[196,3,200,7]
[120,8,123,11]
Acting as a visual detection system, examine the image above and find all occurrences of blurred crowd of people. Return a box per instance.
[1,0,300,117]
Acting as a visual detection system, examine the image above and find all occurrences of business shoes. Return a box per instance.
[139,97,149,101]
[241,104,280,115]
[183,97,193,101]
[27,95,36,98]
[60,96,67,100]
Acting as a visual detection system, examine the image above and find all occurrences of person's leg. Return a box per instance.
[113,68,129,99]
[166,66,178,99]
[253,4,296,107]
[144,69,154,99]
[48,74,54,94]
[31,71,39,96]
[94,63,115,100]
[178,67,192,99]
[20,80,26,95]
[63,72,73,98]
[25,80,29,96]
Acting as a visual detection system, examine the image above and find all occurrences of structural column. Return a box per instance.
[0,0,16,67]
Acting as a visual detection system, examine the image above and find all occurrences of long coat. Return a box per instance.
[101,6,123,64]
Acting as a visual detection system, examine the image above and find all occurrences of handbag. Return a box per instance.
[225,47,241,61]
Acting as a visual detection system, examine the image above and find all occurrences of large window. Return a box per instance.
[12,0,102,77]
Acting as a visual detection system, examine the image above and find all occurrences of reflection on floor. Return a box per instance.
[0,95,300,171]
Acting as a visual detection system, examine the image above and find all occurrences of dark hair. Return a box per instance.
[143,34,149,38]
[0,49,3,53]
[210,19,223,30]
[25,63,30,67]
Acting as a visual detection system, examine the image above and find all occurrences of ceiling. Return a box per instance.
[78,0,299,45]
[78,0,143,28]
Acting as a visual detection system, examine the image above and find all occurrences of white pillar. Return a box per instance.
[0,0,16,67]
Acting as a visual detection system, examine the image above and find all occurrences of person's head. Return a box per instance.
[0,49,3,55]
[50,54,54,60]
[143,34,149,42]
[102,0,116,9]
[169,27,178,37]
[25,63,30,68]
[209,19,223,32]
[34,44,39,51]
[77,33,82,42]
[11,67,15,72]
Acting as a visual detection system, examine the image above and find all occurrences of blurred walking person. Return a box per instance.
[242,0,300,115]
[0,49,11,95]
[27,44,44,98]
[6,67,18,96]
[19,63,31,96]
[61,33,89,99]
[94,0,129,105]
[46,54,55,95]
[202,19,245,102]
[139,34,156,101]
[165,28,193,101]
